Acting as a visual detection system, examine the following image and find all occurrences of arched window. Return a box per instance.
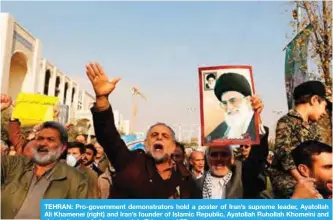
[43,70,51,95]
[55,76,61,96]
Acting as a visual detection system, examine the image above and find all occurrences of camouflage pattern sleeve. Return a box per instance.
[274,117,296,171]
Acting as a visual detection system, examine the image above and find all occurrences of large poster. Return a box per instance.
[199,66,260,146]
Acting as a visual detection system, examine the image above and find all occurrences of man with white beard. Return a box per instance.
[1,120,89,219]
[205,72,263,142]
[86,62,200,198]
[196,146,243,199]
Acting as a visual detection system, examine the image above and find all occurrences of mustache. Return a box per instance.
[36,146,49,152]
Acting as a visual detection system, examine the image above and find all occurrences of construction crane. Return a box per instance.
[131,86,146,134]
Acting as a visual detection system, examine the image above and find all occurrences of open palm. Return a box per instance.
[86,62,121,97]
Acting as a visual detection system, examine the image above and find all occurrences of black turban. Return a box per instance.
[214,72,252,101]
[206,73,216,81]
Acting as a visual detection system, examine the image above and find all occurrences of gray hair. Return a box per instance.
[189,149,205,160]
[41,121,68,144]
[146,122,176,141]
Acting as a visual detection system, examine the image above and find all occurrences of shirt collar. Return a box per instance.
[288,109,304,120]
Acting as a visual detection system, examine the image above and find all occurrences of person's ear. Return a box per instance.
[61,144,67,153]
[310,95,320,106]
[298,164,311,178]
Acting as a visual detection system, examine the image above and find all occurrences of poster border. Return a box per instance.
[198,65,260,147]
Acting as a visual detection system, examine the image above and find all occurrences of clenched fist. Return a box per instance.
[1,94,12,111]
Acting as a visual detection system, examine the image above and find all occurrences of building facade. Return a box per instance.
[1,13,97,134]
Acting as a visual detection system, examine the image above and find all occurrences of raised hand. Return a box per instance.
[1,94,12,111]
[250,95,264,114]
[86,62,121,97]
[291,178,323,199]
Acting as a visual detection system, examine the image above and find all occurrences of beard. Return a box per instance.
[147,150,170,164]
[208,82,215,89]
[317,183,332,199]
[313,177,332,198]
[225,101,253,138]
[309,171,332,198]
[31,145,63,165]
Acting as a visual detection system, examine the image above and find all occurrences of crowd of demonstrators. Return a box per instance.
[0,61,332,219]
[66,142,100,198]
[86,62,201,198]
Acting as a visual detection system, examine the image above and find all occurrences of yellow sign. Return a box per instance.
[12,93,59,127]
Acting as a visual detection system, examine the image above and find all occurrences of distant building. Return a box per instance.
[0,13,129,141]
[1,13,94,117]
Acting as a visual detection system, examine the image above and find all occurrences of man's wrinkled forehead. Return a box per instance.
[38,128,61,139]
[147,124,174,138]
[221,91,244,101]
[192,151,204,158]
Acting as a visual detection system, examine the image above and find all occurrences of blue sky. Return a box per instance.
[2,1,295,139]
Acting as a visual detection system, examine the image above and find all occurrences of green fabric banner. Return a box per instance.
[285,24,312,109]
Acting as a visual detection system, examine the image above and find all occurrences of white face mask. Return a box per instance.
[66,154,77,167]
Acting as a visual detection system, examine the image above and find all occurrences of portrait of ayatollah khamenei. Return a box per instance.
[198,65,260,147]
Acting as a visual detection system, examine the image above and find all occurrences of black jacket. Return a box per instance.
[239,126,269,198]
[91,106,201,198]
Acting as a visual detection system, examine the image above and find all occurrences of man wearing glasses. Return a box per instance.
[205,72,262,142]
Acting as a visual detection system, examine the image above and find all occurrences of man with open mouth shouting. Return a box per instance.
[1,121,89,219]
[86,62,201,198]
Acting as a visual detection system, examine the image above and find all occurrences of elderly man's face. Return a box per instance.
[34,128,65,165]
[208,147,232,177]
[145,124,176,164]
[190,151,205,173]
[221,91,252,127]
